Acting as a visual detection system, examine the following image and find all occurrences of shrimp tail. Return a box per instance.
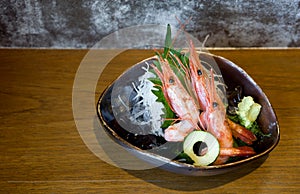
[227,118,257,145]
[219,146,256,157]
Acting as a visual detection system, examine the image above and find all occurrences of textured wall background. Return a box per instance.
[1,0,300,48]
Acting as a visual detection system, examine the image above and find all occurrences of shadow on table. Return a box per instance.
[125,155,267,191]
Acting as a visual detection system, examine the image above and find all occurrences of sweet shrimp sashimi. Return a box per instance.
[151,55,201,142]
[188,41,256,164]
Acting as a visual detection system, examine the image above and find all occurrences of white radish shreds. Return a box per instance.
[130,63,164,136]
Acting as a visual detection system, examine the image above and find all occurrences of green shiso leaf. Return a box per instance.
[227,114,240,123]
[148,77,161,86]
[151,84,176,129]
[174,152,194,164]
[248,121,271,138]
[163,24,172,58]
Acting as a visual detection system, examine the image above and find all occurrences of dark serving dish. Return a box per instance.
[96,53,280,176]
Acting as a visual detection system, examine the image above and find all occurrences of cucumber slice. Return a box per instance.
[183,131,220,166]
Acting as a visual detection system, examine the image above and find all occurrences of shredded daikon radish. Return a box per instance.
[129,63,164,136]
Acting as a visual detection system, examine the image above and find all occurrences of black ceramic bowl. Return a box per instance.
[97,53,280,176]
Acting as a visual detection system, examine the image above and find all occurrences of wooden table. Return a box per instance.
[0,48,299,193]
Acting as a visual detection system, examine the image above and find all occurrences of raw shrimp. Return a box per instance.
[189,46,256,164]
[151,55,201,141]
[188,40,210,113]
[198,69,235,164]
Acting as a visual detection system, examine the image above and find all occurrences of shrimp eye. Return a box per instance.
[197,69,202,76]
[169,77,175,84]
[213,102,218,108]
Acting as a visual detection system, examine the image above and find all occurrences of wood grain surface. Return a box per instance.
[0,49,299,193]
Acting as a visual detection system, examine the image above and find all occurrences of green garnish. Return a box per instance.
[237,96,261,128]
[163,24,172,58]
[227,99,270,139]
[150,83,176,129]
[174,152,194,164]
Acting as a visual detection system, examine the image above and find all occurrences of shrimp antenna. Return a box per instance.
[202,34,210,48]
[174,16,192,41]
[163,17,192,59]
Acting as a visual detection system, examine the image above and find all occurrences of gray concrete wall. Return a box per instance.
[1,0,299,48]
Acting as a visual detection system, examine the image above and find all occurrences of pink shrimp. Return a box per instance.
[197,69,232,164]
[151,56,201,142]
[188,40,210,113]
[188,43,256,164]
